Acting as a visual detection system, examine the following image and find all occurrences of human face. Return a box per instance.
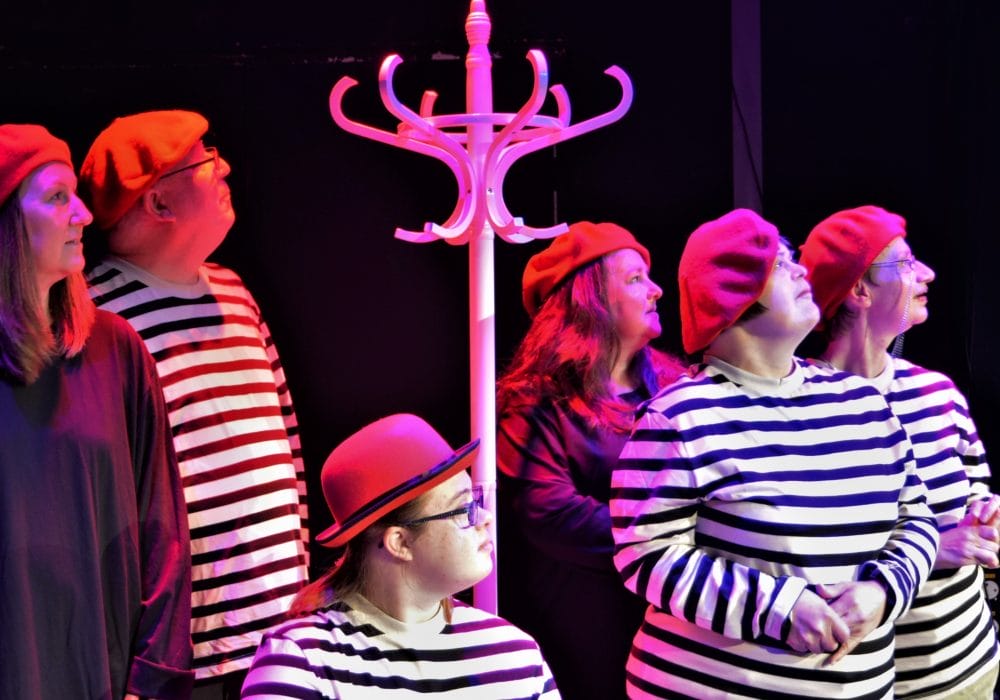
[18,162,92,294]
[750,242,820,341]
[605,248,663,355]
[405,471,494,600]
[156,140,234,252]
[866,237,935,334]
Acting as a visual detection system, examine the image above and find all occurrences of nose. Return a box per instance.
[218,155,232,178]
[791,260,808,278]
[478,505,494,528]
[915,258,935,283]
[648,278,663,300]
[71,193,93,226]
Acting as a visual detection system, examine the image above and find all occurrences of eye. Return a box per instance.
[49,190,69,204]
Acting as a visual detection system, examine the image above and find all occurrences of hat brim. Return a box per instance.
[316,437,481,548]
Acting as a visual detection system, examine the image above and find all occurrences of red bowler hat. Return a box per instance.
[317,414,480,548]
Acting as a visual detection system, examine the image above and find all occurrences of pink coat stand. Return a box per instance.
[328,0,632,613]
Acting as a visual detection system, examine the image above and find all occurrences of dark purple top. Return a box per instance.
[0,310,193,699]
[497,390,648,700]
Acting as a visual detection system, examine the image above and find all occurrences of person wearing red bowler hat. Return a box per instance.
[240,413,560,699]
[0,124,192,698]
[611,209,939,698]
[800,205,1000,700]
[496,221,683,700]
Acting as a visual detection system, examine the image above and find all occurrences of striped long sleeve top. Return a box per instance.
[240,594,561,699]
[864,356,998,698]
[87,257,310,679]
[610,357,939,699]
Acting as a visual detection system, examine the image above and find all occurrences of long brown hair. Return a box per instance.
[498,256,683,432]
[0,195,94,384]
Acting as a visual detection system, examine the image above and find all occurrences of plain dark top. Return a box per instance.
[497,390,648,700]
[0,310,193,700]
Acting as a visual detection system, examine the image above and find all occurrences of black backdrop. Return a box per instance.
[3,1,997,566]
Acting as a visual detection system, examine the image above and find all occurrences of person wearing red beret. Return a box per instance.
[0,124,193,698]
[78,110,310,698]
[496,221,684,699]
[800,205,1000,699]
[610,209,940,698]
[240,413,560,699]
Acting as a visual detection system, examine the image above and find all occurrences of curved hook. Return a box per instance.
[483,49,550,235]
[330,74,475,242]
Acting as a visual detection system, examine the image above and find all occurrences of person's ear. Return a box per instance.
[844,278,873,311]
[142,187,175,222]
[380,526,414,562]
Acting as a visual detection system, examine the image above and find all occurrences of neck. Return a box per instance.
[361,562,444,624]
[37,285,51,327]
[820,318,891,379]
[706,328,798,379]
[116,250,202,285]
[608,349,639,394]
[108,221,206,285]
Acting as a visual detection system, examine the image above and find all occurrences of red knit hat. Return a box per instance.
[80,110,209,229]
[678,208,779,354]
[521,221,650,317]
[0,124,73,206]
[799,206,906,325]
[317,414,480,548]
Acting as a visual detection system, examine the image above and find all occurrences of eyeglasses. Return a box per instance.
[160,147,220,179]
[869,257,917,272]
[400,486,485,529]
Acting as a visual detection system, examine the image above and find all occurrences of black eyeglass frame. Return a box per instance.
[400,486,485,529]
[160,147,219,179]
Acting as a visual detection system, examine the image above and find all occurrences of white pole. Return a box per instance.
[464,0,498,613]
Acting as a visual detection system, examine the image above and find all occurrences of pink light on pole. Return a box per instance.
[328,0,632,613]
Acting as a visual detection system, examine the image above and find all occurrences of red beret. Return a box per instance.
[678,208,779,354]
[799,206,906,325]
[80,110,208,229]
[521,221,650,317]
[0,124,73,206]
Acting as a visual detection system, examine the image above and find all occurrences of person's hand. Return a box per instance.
[964,495,1000,530]
[935,521,1000,569]
[816,581,886,665]
[786,588,850,655]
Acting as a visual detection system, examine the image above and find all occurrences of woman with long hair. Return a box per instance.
[240,413,559,698]
[496,221,684,700]
[0,124,192,699]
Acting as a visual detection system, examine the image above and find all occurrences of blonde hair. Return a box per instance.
[0,195,94,384]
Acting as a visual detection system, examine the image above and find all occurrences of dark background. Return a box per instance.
[3,1,997,564]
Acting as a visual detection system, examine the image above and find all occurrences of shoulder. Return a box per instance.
[203,262,248,289]
[890,357,957,389]
[449,601,545,646]
[799,357,884,394]
[91,309,146,348]
[648,347,689,387]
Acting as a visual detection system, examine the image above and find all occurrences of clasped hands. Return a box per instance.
[786,495,1000,666]
[935,495,1000,570]
[786,580,886,665]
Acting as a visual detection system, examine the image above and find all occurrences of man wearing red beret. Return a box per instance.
[79,110,310,699]
[610,209,939,698]
[801,205,1000,699]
